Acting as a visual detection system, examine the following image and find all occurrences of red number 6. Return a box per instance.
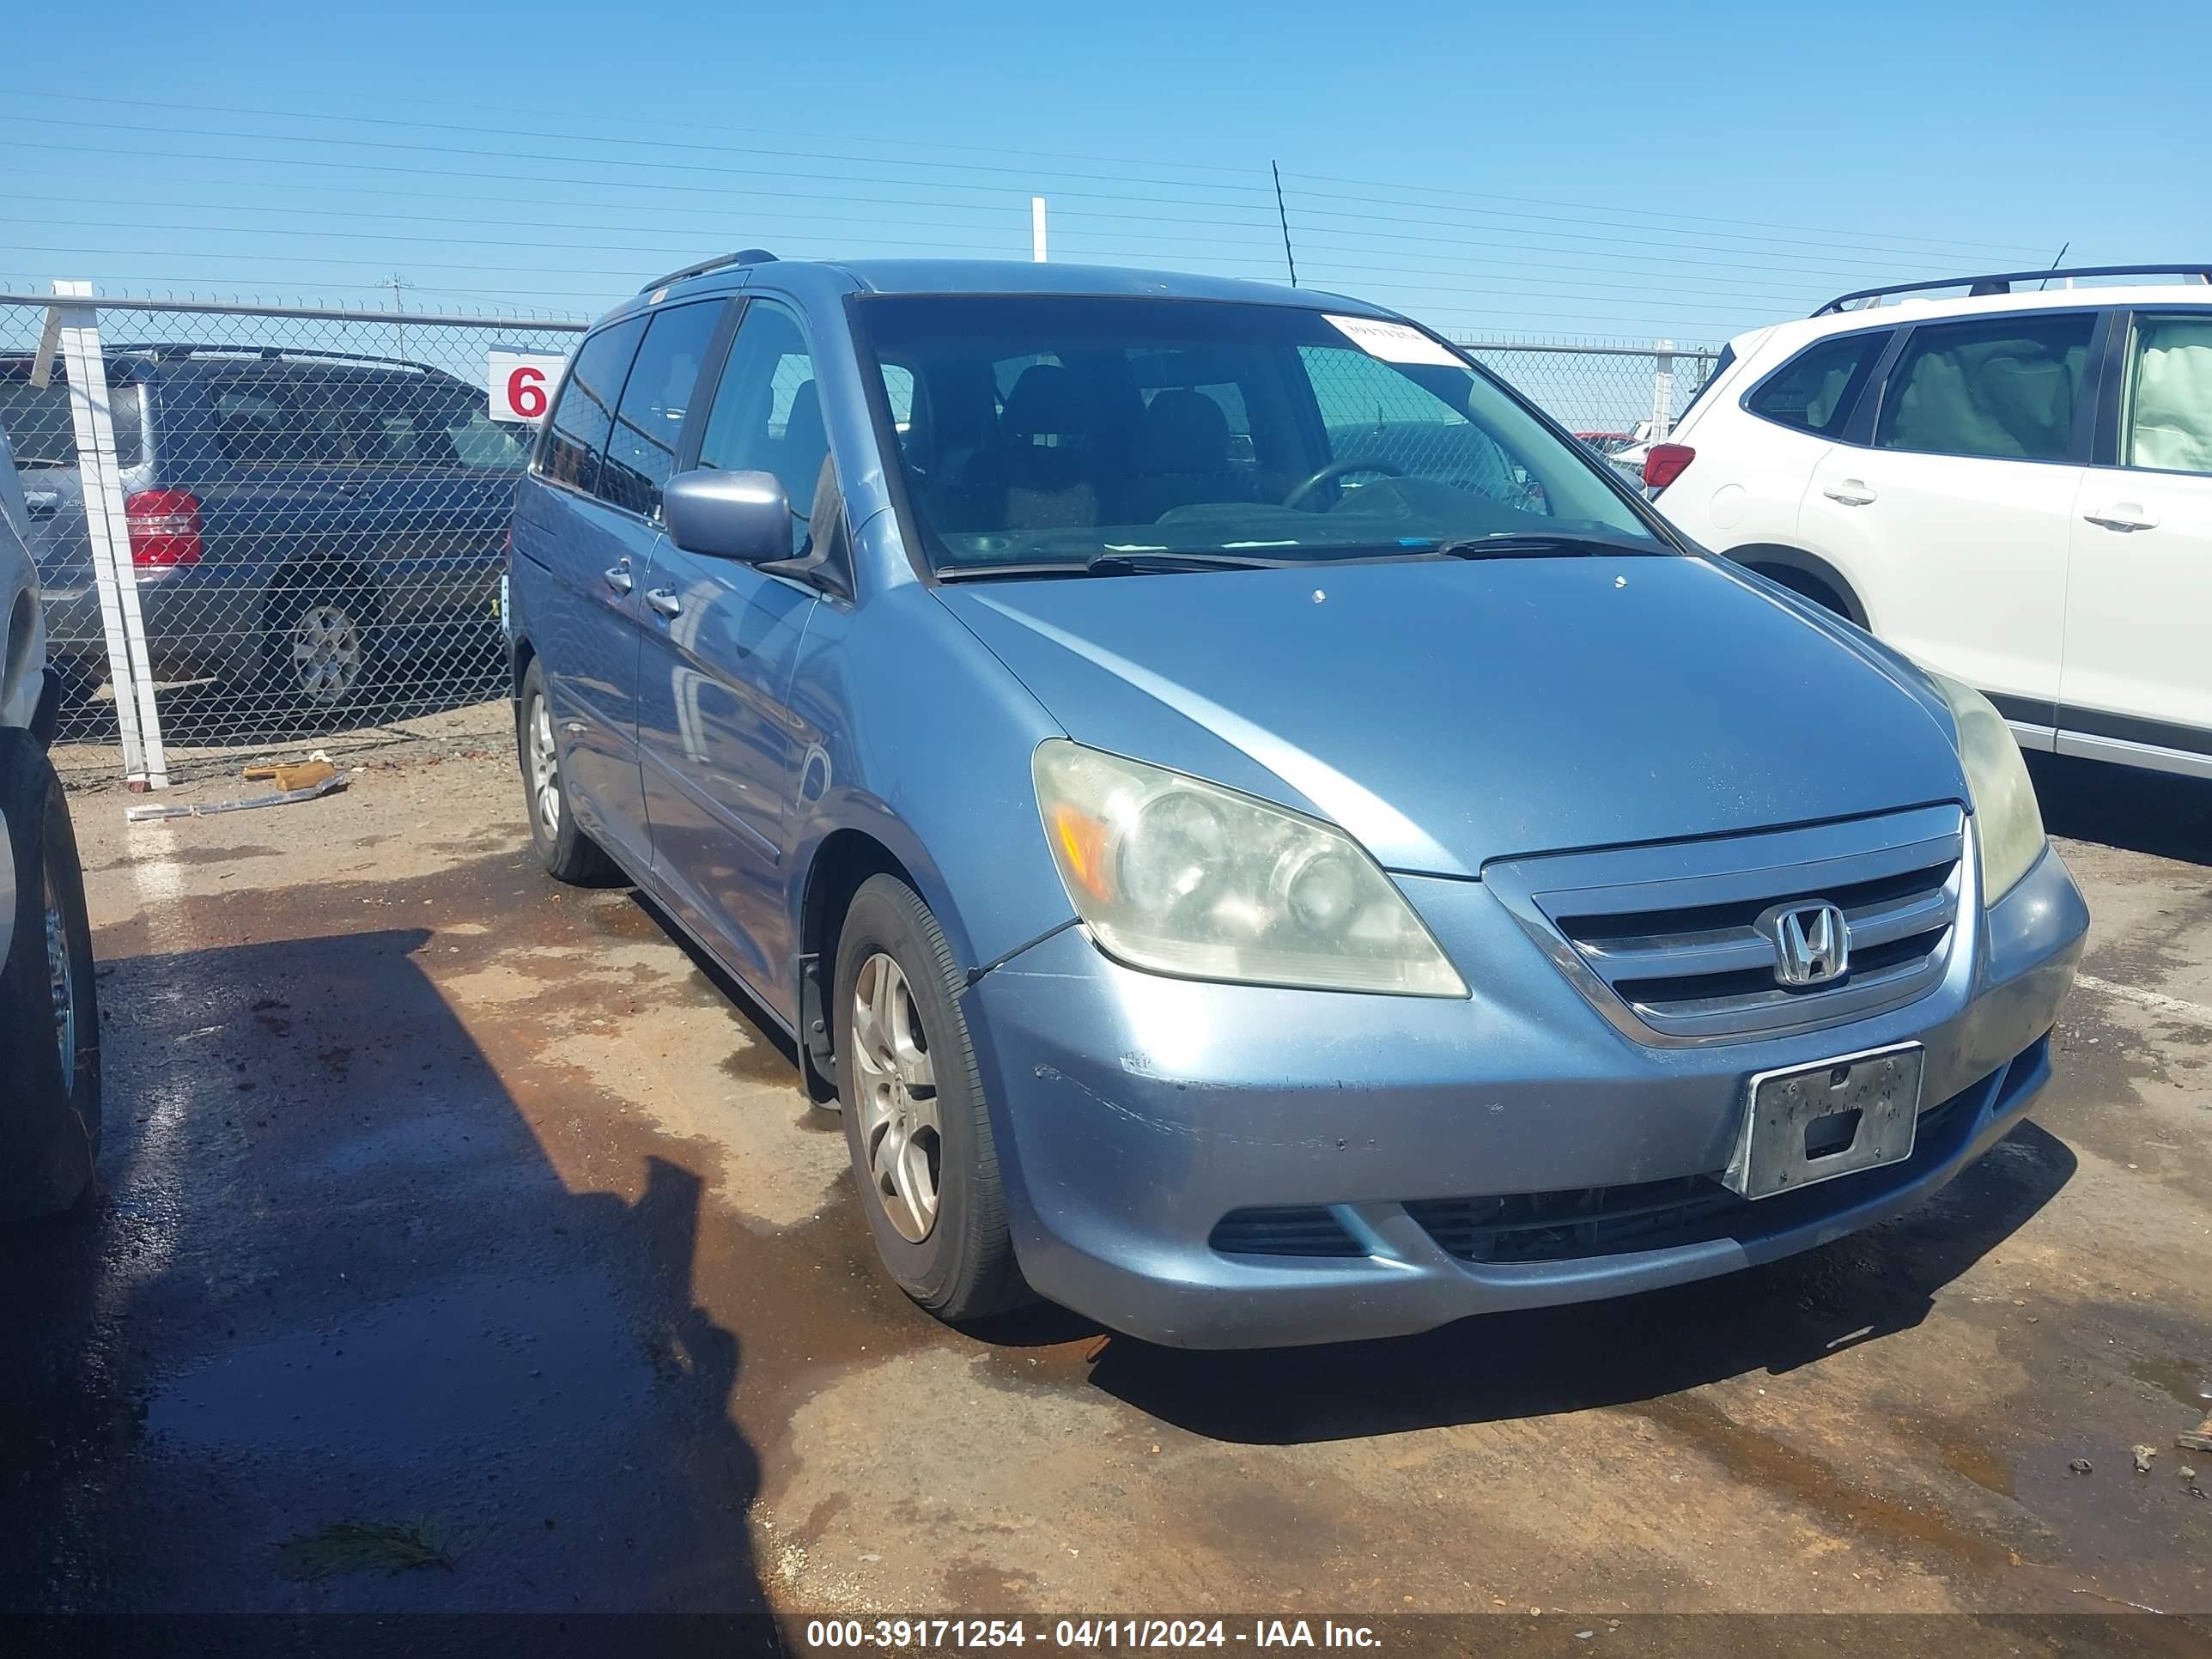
[508,364,548,419]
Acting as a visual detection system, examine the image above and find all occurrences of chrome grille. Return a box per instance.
[1486,805,1970,1043]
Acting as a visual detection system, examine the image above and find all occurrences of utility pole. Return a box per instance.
[1030,197,1048,263]
[382,273,413,356]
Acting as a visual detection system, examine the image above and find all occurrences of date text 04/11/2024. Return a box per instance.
[802,1619,1384,1649]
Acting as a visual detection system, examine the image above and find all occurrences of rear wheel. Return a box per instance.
[517,657,616,884]
[0,727,100,1220]
[264,578,374,710]
[834,875,1028,1323]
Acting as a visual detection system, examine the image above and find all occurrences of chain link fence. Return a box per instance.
[0,291,584,784]
[1457,337,1720,446]
[3,288,1711,789]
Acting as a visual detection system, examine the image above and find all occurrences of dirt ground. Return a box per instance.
[3,714,2209,1624]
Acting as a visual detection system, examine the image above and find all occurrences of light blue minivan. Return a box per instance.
[505,253,2086,1348]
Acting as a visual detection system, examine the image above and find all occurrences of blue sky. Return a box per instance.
[4,0,2207,344]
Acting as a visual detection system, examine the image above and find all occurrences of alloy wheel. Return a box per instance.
[850,951,941,1243]
[291,603,364,702]
[528,693,561,840]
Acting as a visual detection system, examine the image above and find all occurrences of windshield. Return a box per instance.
[0,368,146,468]
[854,295,1663,574]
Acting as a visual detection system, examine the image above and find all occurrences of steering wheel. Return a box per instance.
[1282,456,1407,510]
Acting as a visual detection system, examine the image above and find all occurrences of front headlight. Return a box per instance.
[1031,740,1467,997]
[1927,673,2046,902]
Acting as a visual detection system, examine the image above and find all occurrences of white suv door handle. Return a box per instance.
[2083,502,2159,532]
[1823,480,1877,507]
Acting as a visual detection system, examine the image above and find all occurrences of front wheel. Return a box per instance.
[0,727,100,1220]
[835,875,1028,1323]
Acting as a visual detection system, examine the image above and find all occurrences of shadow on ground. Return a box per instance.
[0,921,768,1615]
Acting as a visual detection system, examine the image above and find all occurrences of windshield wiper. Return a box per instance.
[935,550,1298,581]
[1433,532,1669,560]
[1085,550,1295,575]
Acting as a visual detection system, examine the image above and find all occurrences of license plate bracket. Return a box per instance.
[1725,1042,1923,1200]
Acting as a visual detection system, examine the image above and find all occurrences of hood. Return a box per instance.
[937,556,1967,877]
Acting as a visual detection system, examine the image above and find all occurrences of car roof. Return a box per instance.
[825,258,1374,310]
[638,255,1385,322]
[1741,281,2212,353]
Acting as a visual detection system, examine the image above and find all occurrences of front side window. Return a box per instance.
[1874,313,2095,463]
[2124,313,2212,476]
[600,300,726,516]
[1745,331,1885,435]
[694,300,822,556]
[539,315,646,497]
[333,378,530,471]
[856,295,1656,574]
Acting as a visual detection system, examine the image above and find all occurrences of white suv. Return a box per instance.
[1650,264,2212,779]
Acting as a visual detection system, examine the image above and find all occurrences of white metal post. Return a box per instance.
[1650,338,1676,443]
[1031,196,1048,263]
[35,281,168,789]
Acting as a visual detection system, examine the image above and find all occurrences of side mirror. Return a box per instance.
[662,469,791,563]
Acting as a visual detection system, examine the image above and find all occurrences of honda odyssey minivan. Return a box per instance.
[505,253,2086,1348]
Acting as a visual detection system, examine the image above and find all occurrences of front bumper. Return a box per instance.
[964,842,2087,1348]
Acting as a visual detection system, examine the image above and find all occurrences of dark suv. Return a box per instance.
[0,345,531,711]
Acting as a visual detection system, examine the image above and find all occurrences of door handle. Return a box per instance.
[2083,503,2159,532]
[603,561,634,594]
[645,587,683,619]
[1823,480,1877,507]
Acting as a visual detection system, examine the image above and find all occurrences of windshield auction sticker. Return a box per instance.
[1323,314,1464,366]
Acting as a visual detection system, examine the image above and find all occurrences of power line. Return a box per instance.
[0,136,1961,287]
[0,112,2043,271]
[1,88,2053,260]
[0,207,1841,305]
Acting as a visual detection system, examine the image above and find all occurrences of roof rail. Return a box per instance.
[639,250,777,295]
[1814,263,2212,315]
[104,343,436,374]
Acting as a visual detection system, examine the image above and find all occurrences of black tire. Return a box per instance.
[834,874,1028,1322]
[263,577,374,711]
[516,656,617,884]
[0,727,100,1220]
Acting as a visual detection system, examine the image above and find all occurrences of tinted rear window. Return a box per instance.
[0,369,146,467]
[1745,331,1887,436]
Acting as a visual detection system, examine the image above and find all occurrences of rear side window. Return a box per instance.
[1875,313,2095,463]
[539,316,647,497]
[2124,313,2212,475]
[1745,332,1884,436]
[0,370,145,468]
[210,379,350,464]
[600,300,726,516]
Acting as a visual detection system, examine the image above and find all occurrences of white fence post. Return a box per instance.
[33,280,168,789]
[1649,338,1675,443]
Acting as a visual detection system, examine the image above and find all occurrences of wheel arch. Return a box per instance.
[1723,544,1869,628]
[795,826,927,1104]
